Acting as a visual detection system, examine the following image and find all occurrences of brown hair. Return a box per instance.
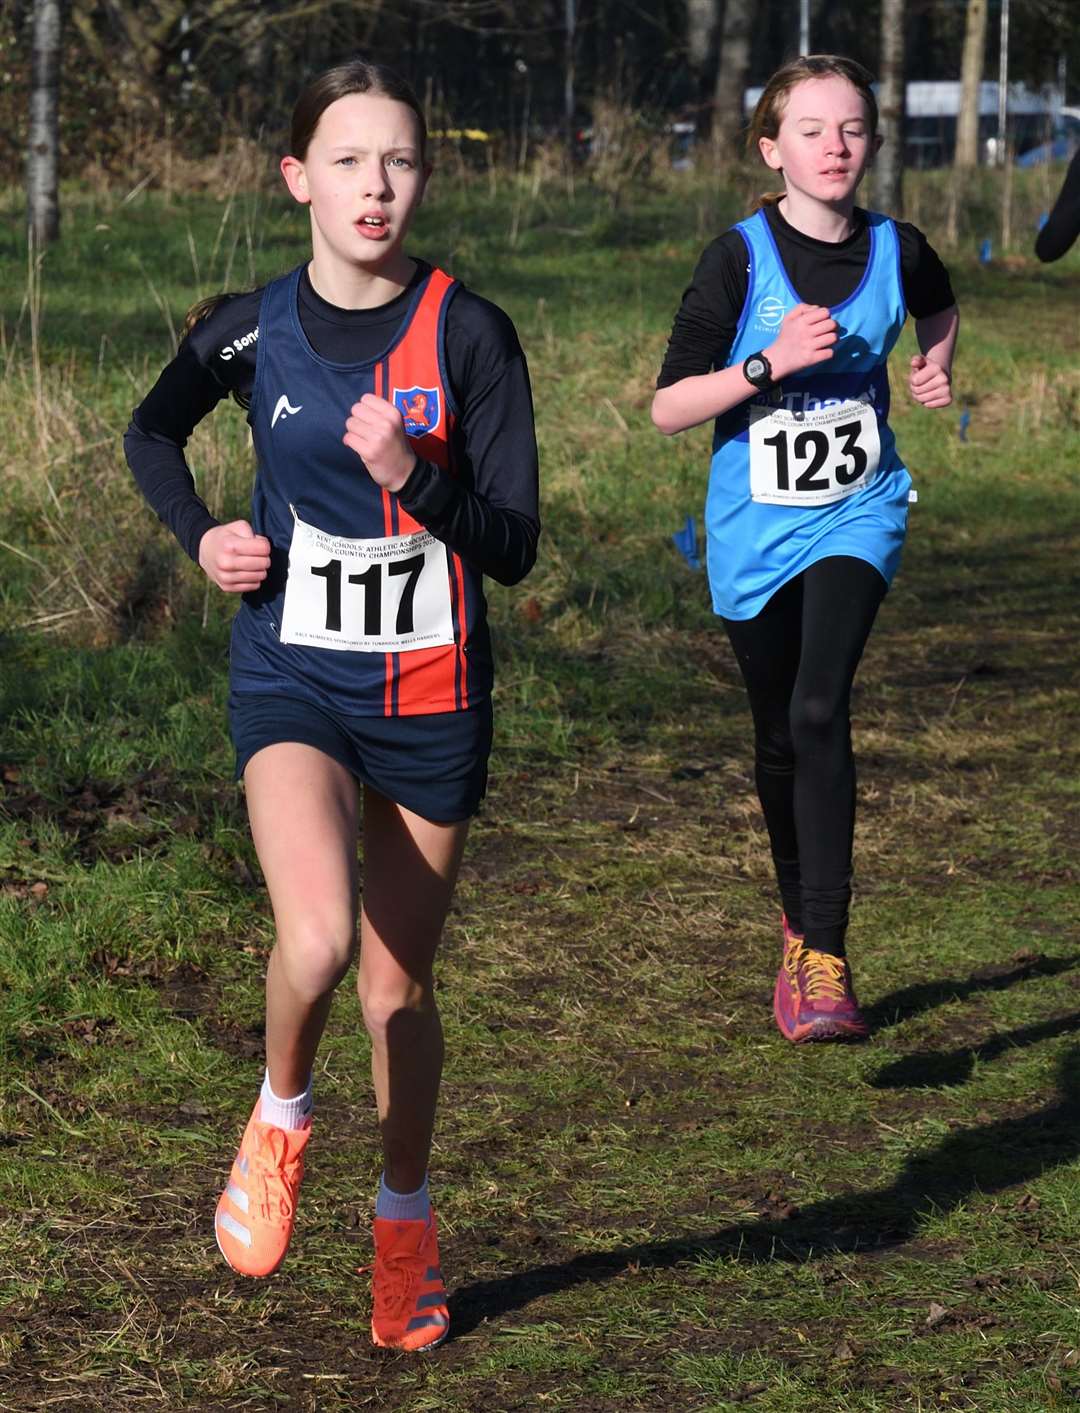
[183,59,426,343]
[746,55,878,210]
[288,57,427,161]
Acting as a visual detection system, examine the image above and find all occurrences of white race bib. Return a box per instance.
[748,398,881,507]
[279,508,454,653]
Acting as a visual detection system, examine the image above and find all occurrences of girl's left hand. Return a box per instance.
[909,354,952,408]
[344,394,417,491]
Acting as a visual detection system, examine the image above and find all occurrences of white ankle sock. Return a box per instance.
[259,1070,313,1130]
[375,1172,430,1222]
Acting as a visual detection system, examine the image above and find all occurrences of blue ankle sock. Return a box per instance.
[375,1172,430,1222]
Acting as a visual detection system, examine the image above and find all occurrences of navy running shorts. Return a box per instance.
[228,692,493,823]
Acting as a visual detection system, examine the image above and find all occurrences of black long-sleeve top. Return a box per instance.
[1035,149,1080,263]
[124,260,540,586]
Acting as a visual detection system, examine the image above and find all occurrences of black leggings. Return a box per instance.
[722,556,886,955]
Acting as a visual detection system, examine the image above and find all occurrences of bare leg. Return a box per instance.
[243,744,361,1098]
[357,787,469,1193]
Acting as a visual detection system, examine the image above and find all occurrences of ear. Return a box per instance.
[759,135,783,173]
[872,133,884,157]
[280,154,310,205]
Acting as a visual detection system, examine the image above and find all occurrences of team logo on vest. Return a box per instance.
[393,386,441,437]
[753,295,787,331]
[271,394,302,429]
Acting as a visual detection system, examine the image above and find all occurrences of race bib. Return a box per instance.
[279,508,454,653]
[748,398,881,507]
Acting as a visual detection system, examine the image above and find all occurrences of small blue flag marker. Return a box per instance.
[673,513,702,571]
[959,409,971,443]
[979,238,992,263]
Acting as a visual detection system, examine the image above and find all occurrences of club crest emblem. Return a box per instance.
[393,386,441,436]
[755,295,787,330]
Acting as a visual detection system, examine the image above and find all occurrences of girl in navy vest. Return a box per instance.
[652,56,958,1043]
[125,60,539,1348]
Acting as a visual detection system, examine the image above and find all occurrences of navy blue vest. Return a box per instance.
[229,264,488,716]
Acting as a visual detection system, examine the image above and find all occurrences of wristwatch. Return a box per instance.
[742,351,774,391]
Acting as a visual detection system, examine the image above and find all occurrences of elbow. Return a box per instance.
[492,530,540,587]
[494,560,533,588]
[649,395,680,437]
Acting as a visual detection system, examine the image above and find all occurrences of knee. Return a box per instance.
[790,691,847,748]
[754,721,794,775]
[357,973,433,1045]
[276,918,355,1000]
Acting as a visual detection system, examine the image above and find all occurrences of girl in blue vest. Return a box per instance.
[126,59,539,1348]
[652,55,958,1042]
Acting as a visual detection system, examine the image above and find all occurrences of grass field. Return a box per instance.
[1,165,1079,1411]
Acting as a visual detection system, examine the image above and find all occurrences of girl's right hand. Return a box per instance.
[198,521,272,592]
[766,303,838,381]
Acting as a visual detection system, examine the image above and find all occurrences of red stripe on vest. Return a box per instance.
[384,269,469,715]
[374,362,396,716]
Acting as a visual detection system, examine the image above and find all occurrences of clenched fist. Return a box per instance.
[766,303,838,381]
[199,520,271,593]
[343,393,418,492]
[908,353,952,408]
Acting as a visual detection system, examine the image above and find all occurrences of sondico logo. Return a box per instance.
[219,326,259,361]
[754,295,786,330]
[271,395,303,429]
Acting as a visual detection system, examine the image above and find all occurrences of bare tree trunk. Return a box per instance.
[872,0,905,216]
[686,0,716,74]
[955,0,988,169]
[712,0,752,161]
[28,0,62,246]
[687,0,719,137]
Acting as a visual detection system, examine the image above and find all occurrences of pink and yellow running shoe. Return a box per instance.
[214,1102,310,1277]
[773,921,869,1043]
[370,1210,450,1351]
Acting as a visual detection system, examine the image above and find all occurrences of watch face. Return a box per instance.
[746,357,767,381]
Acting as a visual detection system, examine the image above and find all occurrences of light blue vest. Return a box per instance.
[705,208,912,620]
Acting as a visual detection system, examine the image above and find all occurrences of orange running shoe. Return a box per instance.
[774,937,870,1044]
[370,1210,450,1351]
[214,1101,310,1277]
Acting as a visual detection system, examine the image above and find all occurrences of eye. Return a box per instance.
[388,156,415,169]
[336,156,357,167]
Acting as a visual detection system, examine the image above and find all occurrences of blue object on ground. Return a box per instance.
[1037,210,1049,230]
[673,514,702,571]
[959,409,971,443]
[979,238,992,263]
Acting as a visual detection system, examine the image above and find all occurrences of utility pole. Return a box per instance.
[996,0,1009,165]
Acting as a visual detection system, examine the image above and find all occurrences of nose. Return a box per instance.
[362,159,391,199]
[825,127,850,156]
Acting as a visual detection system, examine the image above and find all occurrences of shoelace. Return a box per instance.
[250,1128,302,1223]
[801,949,847,1002]
[784,938,803,992]
[372,1247,418,1317]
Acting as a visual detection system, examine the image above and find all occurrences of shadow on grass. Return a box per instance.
[450,1044,1080,1338]
[862,952,1080,1034]
[871,1008,1080,1090]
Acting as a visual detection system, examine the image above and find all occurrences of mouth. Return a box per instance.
[356,213,390,241]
